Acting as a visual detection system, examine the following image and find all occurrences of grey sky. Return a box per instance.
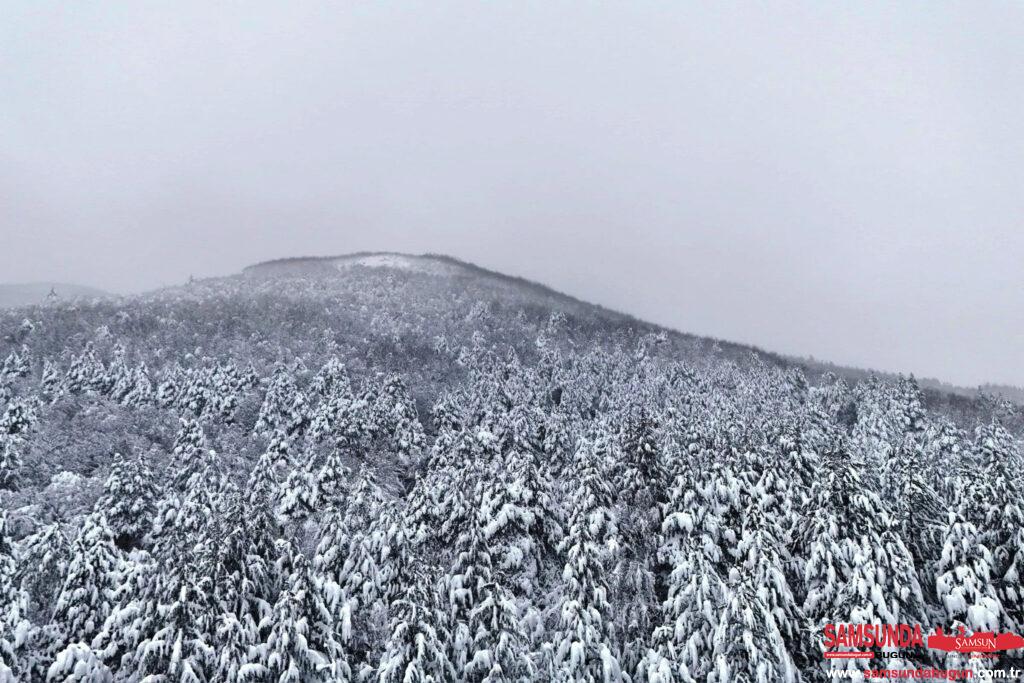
[2,2,1022,387]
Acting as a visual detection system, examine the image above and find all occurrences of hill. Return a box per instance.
[0,251,1021,681]
[242,251,1020,412]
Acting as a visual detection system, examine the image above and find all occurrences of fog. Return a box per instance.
[2,2,1022,387]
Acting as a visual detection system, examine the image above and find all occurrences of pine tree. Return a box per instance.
[935,508,1004,633]
[1,397,39,437]
[97,452,157,550]
[1,511,30,682]
[40,359,63,401]
[15,523,69,625]
[211,361,244,422]
[119,366,153,409]
[214,452,283,666]
[445,495,529,682]
[612,406,667,675]
[738,500,805,668]
[640,461,721,683]
[971,421,1024,630]
[0,436,24,491]
[156,366,182,408]
[278,447,350,524]
[63,344,106,395]
[709,567,797,683]
[247,548,351,682]
[550,437,624,682]
[255,367,307,436]
[479,451,562,601]
[376,592,455,683]
[373,374,425,466]
[114,471,223,681]
[314,466,388,671]
[168,418,214,490]
[46,642,113,682]
[52,513,122,650]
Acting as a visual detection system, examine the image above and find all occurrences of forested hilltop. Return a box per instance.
[1,253,1021,682]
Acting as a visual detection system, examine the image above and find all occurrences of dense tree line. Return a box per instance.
[1,269,1022,681]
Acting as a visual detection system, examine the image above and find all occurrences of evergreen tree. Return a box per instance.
[97,452,157,550]
[550,438,624,682]
[376,592,455,683]
[971,422,1024,630]
[935,509,1003,633]
[641,462,721,683]
[1,511,29,682]
[709,568,797,683]
[52,513,122,650]
[168,418,215,490]
[1,397,39,437]
[247,548,351,682]
[46,642,113,682]
[0,436,24,492]
[314,466,389,671]
[40,359,63,401]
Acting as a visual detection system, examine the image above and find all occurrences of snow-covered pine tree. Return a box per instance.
[177,367,215,419]
[639,457,721,683]
[278,445,350,525]
[255,366,307,436]
[46,641,113,682]
[115,362,153,409]
[168,417,215,490]
[97,451,157,550]
[441,488,530,682]
[15,523,69,624]
[313,465,389,672]
[372,374,425,467]
[1,510,30,682]
[709,567,797,683]
[106,344,133,405]
[40,359,63,401]
[549,436,624,682]
[971,421,1024,630]
[51,512,122,651]
[804,436,929,670]
[155,365,182,409]
[461,507,530,682]
[1,397,39,438]
[0,347,30,381]
[479,450,562,602]
[119,469,223,681]
[0,436,24,492]
[46,643,112,683]
[246,546,351,682]
[214,447,285,653]
[376,590,455,683]
[737,498,806,670]
[63,344,106,396]
[211,361,244,422]
[935,508,1004,633]
[612,405,667,676]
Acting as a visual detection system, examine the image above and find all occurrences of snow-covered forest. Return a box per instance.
[1,257,1022,682]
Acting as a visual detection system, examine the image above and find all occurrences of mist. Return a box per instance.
[2,2,1022,387]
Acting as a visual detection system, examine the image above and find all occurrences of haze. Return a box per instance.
[2,2,1022,387]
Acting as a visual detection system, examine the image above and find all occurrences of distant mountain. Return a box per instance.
[241,252,1021,409]
[0,282,110,308]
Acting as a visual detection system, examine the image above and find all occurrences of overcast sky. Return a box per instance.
[2,2,1022,387]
